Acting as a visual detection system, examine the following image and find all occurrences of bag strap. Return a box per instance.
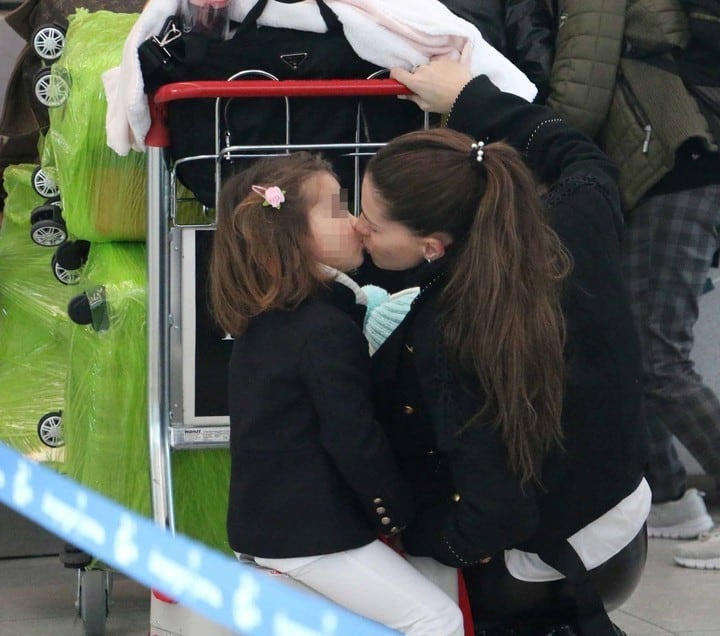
[239,0,343,33]
[535,540,618,636]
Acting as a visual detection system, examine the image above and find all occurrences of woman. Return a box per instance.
[354,60,650,635]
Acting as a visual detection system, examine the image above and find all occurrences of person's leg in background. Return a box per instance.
[623,185,720,539]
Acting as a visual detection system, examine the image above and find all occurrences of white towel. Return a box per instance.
[103,0,537,155]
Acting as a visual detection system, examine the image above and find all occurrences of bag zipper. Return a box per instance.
[617,72,652,154]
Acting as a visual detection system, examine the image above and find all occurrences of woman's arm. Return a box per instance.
[392,61,618,191]
[402,421,539,567]
[449,73,619,193]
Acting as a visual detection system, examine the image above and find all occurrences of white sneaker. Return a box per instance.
[673,530,720,569]
[646,488,714,539]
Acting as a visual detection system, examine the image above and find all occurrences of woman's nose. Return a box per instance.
[352,214,369,236]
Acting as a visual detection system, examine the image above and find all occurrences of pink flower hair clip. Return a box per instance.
[251,185,286,209]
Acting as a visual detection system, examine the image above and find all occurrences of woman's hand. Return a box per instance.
[391,58,473,114]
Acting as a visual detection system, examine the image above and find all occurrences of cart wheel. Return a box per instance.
[51,252,81,285]
[55,239,90,270]
[30,201,63,222]
[31,24,66,61]
[51,240,88,285]
[78,569,109,636]
[33,67,70,108]
[31,218,67,246]
[30,202,56,225]
[37,411,64,448]
[31,166,60,198]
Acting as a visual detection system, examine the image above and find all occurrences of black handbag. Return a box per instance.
[139,0,426,208]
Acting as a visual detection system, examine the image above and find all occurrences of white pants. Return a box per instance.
[252,540,464,636]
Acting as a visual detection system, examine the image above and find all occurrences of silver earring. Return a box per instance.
[426,257,433,264]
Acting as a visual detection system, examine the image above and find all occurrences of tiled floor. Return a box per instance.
[1,503,718,636]
[0,557,149,636]
[610,517,720,636]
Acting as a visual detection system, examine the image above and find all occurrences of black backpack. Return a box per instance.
[140,0,427,208]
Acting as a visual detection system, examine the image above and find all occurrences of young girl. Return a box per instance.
[208,152,464,636]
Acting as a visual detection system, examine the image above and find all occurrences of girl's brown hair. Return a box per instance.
[209,152,335,336]
[366,128,572,485]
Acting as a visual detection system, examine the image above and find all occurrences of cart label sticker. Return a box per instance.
[0,442,395,635]
[184,427,204,441]
[182,427,230,443]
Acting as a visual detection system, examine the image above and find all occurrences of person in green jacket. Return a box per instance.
[546,0,720,561]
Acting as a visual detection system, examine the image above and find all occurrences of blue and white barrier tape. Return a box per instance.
[0,442,396,635]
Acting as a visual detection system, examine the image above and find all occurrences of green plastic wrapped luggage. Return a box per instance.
[62,241,150,515]
[0,164,73,464]
[46,10,146,242]
[62,242,231,553]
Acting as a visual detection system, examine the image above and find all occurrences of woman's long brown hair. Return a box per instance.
[366,128,572,485]
[209,152,335,336]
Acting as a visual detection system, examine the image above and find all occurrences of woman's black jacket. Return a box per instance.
[371,76,648,569]
[442,0,556,102]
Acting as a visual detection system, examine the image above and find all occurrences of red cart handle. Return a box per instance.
[146,79,413,147]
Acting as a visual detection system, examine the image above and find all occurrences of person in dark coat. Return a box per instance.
[207,151,464,635]
[353,59,649,636]
[443,0,556,102]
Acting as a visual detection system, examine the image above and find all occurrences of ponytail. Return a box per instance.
[367,129,571,485]
[440,143,571,485]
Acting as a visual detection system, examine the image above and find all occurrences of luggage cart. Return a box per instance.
[144,77,419,634]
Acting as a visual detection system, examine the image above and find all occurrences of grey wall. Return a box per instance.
[678,270,720,474]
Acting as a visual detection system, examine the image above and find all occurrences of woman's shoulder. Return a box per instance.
[545,172,619,212]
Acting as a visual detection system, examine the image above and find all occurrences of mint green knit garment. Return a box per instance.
[362,285,420,355]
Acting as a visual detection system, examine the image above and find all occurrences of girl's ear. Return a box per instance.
[423,232,453,261]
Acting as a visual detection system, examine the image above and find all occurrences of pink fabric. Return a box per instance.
[337,0,469,60]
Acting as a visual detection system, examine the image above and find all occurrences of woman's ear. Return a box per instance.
[423,232,453,261]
